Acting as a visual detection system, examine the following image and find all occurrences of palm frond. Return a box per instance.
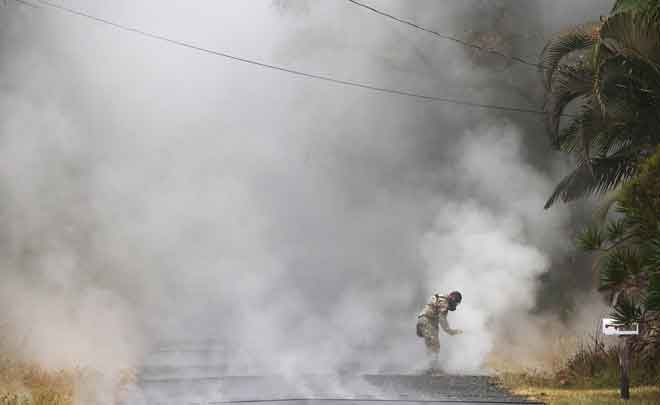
[610,294,643,325]
[577,226,604,251]
[606,218,628,241]
[601,247,642,291]
[591,153,640,194]
[544,65,594,144]
[611,0,658,15]
[594,54,660,120]
[593,187,624,221]
[544,151,638,208]
[645,272,660,311]
[543,6,660,209]
[556,118,582,152]
[602,135,634,156]
[645,236,660,270]
[574,104,607,161]
[540,22,601,89]
[600,11,660,67]
[601,252,627,291]
[555,103,600,152]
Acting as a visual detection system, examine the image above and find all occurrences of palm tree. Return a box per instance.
[578,146,660,360]
[541,5,660,208]
[611,0,660,17]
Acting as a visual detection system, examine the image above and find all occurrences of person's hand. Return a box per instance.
[451,329,463,336]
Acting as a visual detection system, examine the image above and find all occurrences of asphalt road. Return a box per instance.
[131,375,541,405]
[123,344,542,405]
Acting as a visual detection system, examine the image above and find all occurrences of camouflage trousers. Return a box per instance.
[417,317,440,354]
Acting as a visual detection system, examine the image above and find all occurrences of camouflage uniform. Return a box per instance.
[416,294,459,354]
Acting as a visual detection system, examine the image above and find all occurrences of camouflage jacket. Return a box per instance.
[417,294,455,335]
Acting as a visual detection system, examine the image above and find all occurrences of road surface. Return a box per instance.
[122,342,542,405]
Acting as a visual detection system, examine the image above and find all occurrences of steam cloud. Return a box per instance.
[0,0,612,389]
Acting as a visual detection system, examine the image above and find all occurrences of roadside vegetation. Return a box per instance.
[0,354,136,405]
[500,0,660,401]
[0,331,136,405]
[543,0,660,364]
[498,333,660,404]
[0,356,74,405]
[500,365,660,404]
[505,383,660,405]
[542,0,660,363]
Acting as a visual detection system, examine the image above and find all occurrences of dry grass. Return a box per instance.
[497,359,660,404]
[509,385,660,405]
[0,353,138,405]
[0,357,74,405]
[498,372,660,404]
[496,332,660,405]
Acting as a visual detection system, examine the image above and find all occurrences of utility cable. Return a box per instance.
[346,0,543,69]
[11,0,39,8]
[19,0,554,116]
[346,1,656,102]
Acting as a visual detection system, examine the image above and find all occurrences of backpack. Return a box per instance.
[416,317,425,337]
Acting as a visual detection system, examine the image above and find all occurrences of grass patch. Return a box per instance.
[498,372,660,404]
[496,333,660,404]
[0,357,74,405]
[508,385,660,405]
[557,343,659,388]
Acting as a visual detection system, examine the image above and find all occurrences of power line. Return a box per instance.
[11,0,39,8]
[349,0,658,100]
[346,0,542,69]
[19,0,552,116]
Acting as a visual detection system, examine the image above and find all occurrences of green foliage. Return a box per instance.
[643,234,660,311]
[605,218,627,241]
[577,148,660,361]
[542,7,660,208]
[619,146,660,239]
[577,226,604,250]
[612,0,660,19]
[542,0,660,370]
[647,272,660,311]
[600,247,640,292]
[544,334,660,389]
[645,237,660,271]
[540,23,599,92]
[610,295,643,325]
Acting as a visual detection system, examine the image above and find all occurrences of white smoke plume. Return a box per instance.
[0,0,612,393]
[421,124,565,373]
